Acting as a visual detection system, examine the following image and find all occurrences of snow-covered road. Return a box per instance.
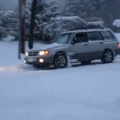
[0,34,120,120]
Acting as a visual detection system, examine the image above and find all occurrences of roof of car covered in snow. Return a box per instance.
[62,28,111,34]
[113,19,120,27]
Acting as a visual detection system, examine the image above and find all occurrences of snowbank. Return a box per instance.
[115,33,120,42]
[56,16,87,24]
[2,35,15,42]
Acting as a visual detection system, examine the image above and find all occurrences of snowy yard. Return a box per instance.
[0,34,120,120]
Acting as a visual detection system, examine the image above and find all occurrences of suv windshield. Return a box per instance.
[51,33,72,44]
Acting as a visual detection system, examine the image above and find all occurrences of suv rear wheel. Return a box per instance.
[54,53,67,68]
[101,50,114,63]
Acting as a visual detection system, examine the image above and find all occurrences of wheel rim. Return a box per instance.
[104,51,113,62]
[56,55,67,67]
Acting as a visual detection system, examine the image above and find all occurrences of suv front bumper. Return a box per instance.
[24,55,54,66]
[115,48,120,55]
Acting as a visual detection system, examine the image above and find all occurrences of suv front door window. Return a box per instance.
[73,32,88,44]
[70,32,89,60]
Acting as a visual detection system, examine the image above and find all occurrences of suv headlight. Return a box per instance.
[39,50,50,55]
[26,52,29,56]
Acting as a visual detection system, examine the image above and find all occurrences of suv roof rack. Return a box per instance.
[87,24,104,29]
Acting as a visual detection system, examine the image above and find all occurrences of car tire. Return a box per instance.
[101,50,114,63]
[54,53,67,68]
[81,60,91,65]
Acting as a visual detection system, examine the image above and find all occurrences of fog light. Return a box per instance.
[39,59,44,63]
[24,60,26,63]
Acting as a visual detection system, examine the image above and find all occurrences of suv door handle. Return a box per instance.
[99,42,104,44]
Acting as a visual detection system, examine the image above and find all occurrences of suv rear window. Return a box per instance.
[100,31,114,40]
[87,32,103,41]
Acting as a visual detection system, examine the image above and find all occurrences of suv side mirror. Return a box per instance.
[71,40,75,45]
[71,37,79,45]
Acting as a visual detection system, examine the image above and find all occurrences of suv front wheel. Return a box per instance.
[101,50,114,63]
[54,53,67,68]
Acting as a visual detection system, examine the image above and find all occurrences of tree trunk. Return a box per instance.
[29,0,38,49]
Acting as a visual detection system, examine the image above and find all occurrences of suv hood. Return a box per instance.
[28,43,68,52]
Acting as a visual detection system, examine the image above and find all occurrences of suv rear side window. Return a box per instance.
[100,31,114,40]
[87,32,103,41]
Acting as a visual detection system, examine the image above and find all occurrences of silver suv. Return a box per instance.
[24,28,120,68]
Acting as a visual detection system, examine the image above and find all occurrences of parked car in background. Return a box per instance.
[112,19,120,33]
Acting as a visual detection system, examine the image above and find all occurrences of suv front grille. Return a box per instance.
[28,51,38,56]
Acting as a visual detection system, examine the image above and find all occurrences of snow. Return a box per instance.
[0,10,14,16]
[87,21,104,27]
[56,16,87,24]
[0,34,120,120]
[115,33,120,42]
[28,43,68,52]
[113,19,120,27]
[2,35,15,41]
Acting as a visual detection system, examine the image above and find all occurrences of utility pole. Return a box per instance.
[18,0,26,59]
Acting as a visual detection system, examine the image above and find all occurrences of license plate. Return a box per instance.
[28,58,35,62]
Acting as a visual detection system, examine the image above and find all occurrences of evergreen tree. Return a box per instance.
[63,0,87,18]
[0,10,17,40]
[26,0,60,42]
[63,0,120,27]
[35,0,60,42]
